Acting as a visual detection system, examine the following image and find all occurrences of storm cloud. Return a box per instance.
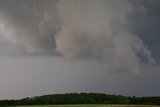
[0,0,157,73]
[55,0,155,73]
[0,0,59,55]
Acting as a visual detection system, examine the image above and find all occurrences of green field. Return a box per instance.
[11,105,160,107]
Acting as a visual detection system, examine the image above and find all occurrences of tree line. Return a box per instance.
[0,93,160,106]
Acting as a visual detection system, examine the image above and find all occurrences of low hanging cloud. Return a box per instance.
[55,0,155,73]
[0,0,59,55]
[0,0,156,73]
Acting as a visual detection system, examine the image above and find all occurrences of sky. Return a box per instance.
[0,0,160,100]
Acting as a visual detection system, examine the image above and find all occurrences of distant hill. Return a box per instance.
[0,93,160,106]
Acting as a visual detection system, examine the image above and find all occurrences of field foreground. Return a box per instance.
[11,105,160,107]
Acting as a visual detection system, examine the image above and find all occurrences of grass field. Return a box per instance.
[11,105,160,107]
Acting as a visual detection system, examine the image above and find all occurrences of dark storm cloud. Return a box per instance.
[0,0,159,73]
[0,0,59,55]
[55,0,155,73]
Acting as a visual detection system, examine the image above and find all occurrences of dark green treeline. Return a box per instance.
[0,93,160,106]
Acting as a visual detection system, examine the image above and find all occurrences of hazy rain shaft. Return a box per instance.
[0,0,156,73]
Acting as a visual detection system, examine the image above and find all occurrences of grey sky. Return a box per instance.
[0,0,160,100]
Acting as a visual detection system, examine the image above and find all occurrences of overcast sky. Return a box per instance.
[0,0,160,100]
